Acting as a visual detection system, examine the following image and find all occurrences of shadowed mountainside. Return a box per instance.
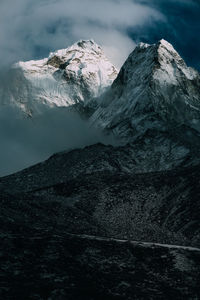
[0,143,200,298]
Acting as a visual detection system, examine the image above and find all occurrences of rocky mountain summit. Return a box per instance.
[89,39,200,171]
[92,39,200,136]
[0,40,118,116]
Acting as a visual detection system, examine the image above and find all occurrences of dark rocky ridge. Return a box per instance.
[0,142,200,247]
[0,142,197,194]
[0,142,200,298]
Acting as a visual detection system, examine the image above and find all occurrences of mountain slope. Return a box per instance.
[91,39,200,137]
[0,142,200,247]
[0,40,118,116]
[90,39,200,170]
[0,144,200,298]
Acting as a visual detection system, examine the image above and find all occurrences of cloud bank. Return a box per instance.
[0,107,117,177]
[0,0,163,68]
[0,0,199,68]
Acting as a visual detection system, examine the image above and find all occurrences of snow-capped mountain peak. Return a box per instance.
[49,39,102,58]
[90,39,200,170]
[158,38,177,52]
[91,39,200,130]
[1,40,118,115]
[153,39,198,83]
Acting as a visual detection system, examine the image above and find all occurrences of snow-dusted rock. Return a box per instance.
[0,40,118,116]
[90,39,200,169]
[91,39,200,136]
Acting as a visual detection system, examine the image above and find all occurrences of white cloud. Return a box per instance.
[0,0,164,67]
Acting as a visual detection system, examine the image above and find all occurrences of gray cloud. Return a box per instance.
[0,106,117,176]
[0,0,164,68]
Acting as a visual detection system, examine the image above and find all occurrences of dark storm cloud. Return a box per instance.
[131,0,200,70]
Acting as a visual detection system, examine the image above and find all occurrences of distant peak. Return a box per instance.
[135,39,177,55]
[158,38,171,46]
[117,37,198,91]
[137,42,151,49]
[48,39,103,60]
[130,38,182,67]
[76,39,97,47]
[157,39,176,53]
[75,39,103,52]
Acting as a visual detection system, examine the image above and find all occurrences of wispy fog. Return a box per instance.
[0,0,199,176]
[0,107,116,177]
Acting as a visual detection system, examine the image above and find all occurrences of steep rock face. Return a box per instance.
[92,39,200,136]
[0,40,118,116]
[91,39,200,169]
